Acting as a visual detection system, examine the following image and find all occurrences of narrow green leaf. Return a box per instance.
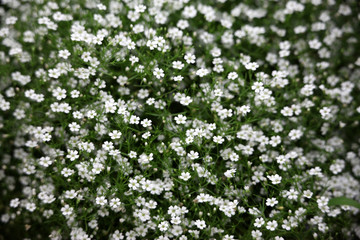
[328,197,360,209]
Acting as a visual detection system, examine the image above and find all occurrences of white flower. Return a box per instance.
[70,90,80,98]
[196,68,209,77]
[69,122,80,132]
[213,135,224,144]
[110,198,122,210]
[96,196,108,206]
[229,152,239,162]
[267,174,282,184]
[97,3,106,10]
[184,53,196,64]
[38,156,53,167]
[227,72,238,80]
[129,151,137,158]
[179,172,191,181]
[135,4,146,13]
[245,62,259,70]
[129,115,140,124]
[303,190,313,198]
[138,153,153,164]
[10,198,20,208]
[172,61,184,69]
[308,39,322,49]
[251,82,264,93]
[109,130,122,139]
[138,209,151,222]
[158,221,169,232]
[66,150,79,161]
[111,230,124,240]
[102,141,114,151]
[285,188,299,200]
[224,168,236,178]
[128,179,139,190]
[319,107,332,120]
[172,75,184,82]
[61,204,73,216]
[142,131,151,139]
[288,129,303,140]
[64,190,78,199]
[140,118,152,128]
[58,49,71,59]
[254,218,265,228]
[153,67,164,79]
[182,6,197,18]
[317,196,329,207]
[25,202,36,212]
[174,114,187,124]
[187,150,199,160]
[180,95,192,106]
[237,105,251,116]
[61,168,74,177]
[266,198,278,207]
[52,87,67,100]
[281,106,293,117]
[194,219,206,229]
[266,220,278,231]
[48,68,61,78]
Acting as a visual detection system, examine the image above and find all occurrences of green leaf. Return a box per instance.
[328,197,360,209]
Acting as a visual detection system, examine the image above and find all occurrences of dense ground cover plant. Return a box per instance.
[0,0,360,239]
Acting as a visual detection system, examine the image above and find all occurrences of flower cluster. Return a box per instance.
[0,0,360,239]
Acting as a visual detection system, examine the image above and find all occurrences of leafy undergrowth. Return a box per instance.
[0,0,360,239]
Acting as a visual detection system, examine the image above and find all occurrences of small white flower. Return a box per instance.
[196,68,209,77]
[288,129,303,140]
[66,150,79,161]
[194,219,206,229]
[70,90,80,98]
[266,198,278,207]
[187,150,199,160]
[172,75,184,82]
[69,122,80,132]
[251,82,264,93]
[142,131,151,139]
[267,174,282,184]
[61,168,74,177]
[140,118,152,128]
[61,204,73,216]
[109,130,122,139]
[95,196,108,206]
[172,61,184,70]
[158,221,169,232]
[213,135,224,144]
[52,87,67,100]
[179,172,191,181]
[303,190,313,199]
[224,168,236,178]
[266,220,278,231]
[245,62,259,70]
[10,198,20,208]
[58,49,71,59]
[153,67,164,79]
[174,114,187,124]
[180,96,192,106]
[184,53,196,64]
[320,107,332,120]
[254,217,265,228]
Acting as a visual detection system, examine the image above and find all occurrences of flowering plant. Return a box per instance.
[0,0,360,239]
